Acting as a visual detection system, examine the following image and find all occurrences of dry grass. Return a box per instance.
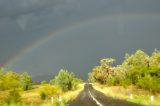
[93,83,160,106]
[0,91,9,104]
[62,83,84,101]
[21,85,42,105]
[21,92,42,105]
[0,83,84,106]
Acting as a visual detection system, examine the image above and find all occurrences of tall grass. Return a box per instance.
[0,83,84,106]
[93,83,160,106]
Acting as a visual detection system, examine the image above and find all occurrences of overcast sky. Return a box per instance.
[1,0,160,80]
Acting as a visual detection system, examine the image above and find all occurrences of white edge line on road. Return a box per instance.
[88,89,103,106]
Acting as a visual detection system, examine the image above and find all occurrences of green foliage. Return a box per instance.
[89,49,160,93]
[0,68,81,105]
[106,77,117,86]
[120,77,132,88]
[5,89,21,104]
[137,76,160,93]
[88,58,115,84]
[20,72,32,91]
[40,92,47,100]
[39,84,62,98]
[123,50,160,93]
[0,69,5,90]
[0,71,21,90]
[0,71,32,91]
[124,50,149,67]
[53,97,67,106]
[41,80,47,85]
[150,49,160,68]
[51,69,80,92]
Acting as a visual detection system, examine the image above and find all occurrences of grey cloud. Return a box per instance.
[17,13,34,30]
[0,0,58,17]
[1,0,160,80]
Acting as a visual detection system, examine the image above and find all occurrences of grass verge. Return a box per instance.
[93,83,160,106]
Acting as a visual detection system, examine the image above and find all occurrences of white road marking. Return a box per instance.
[88,89,103,106]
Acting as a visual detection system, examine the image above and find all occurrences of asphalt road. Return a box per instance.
[68,84,143,106]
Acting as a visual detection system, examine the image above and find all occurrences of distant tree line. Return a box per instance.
[88,49,160,93]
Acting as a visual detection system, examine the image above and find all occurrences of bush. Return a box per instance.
[120,77,132,88]
[52,69,80,92]
[40,92,47,100]
[88,58,115,84]
[106,77,117,86]
[39,84,62,100]
[5,89,21,104]
[137,76,160,93]
[0,71,32,91]
[20,72,32,91]
[0,72,21,90]
[53,97,67,106]
[41,80,47,85]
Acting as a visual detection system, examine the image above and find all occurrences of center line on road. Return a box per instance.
[88,89,103,106]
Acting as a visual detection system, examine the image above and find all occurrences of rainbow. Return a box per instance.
[5,13,160,68]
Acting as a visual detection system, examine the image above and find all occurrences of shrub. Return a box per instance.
[1,72,21,90]
[53,97,67,106]
[52,69,80,92]
[39,84,62,100]
[20,72,32,91]
[40,92,47,100]
[88,58,115,84]
[137,76,160,93]
[41,80,47,85]
[5,89,21,104]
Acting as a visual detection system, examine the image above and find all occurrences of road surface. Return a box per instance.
[68,84,143,106]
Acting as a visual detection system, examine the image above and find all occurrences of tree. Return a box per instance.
[149,49,160,77]
[118,50,160,92]
[108,65,127,86]
[52,69,79,92]
[121,50,150,84]
[89,66,108,84]
[2,71,21,90]
[89,49,160,92]
[150,49,160,67]
[100,58,115,68]
[20,72,32,91]
[123,50,149,67]
[88,58,115,84]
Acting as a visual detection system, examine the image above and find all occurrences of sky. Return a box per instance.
[0,0,160,81]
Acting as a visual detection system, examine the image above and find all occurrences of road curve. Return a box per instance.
[68,84,143,106]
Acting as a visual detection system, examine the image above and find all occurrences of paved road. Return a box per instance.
[68,84,143,106]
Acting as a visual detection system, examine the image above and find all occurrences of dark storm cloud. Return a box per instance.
[7,15,160,80]
[0,0,80,64]
[0,0,117,65]
[0,0,55,17]
[1,0,160,80]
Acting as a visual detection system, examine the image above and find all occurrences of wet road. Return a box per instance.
[68,84,142,106]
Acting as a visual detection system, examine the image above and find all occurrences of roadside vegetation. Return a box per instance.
[88,49,160,105]
[1,49,160,105]
[0,68,83,106]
